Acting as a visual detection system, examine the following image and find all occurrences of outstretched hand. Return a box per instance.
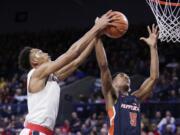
[95,10,119,31]
[140,24,159,48]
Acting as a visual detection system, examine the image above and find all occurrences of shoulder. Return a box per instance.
[130,90,143,102]
[27,69,36,80]
[31,62,52,78]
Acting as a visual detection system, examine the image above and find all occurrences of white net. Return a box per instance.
[146,0,180,43]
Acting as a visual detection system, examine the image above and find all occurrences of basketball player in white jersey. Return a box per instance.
[18,10,118,135]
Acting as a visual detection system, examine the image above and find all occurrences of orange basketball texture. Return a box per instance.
[105,11,129,38]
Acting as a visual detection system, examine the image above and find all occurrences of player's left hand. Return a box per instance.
[140,24,159,48]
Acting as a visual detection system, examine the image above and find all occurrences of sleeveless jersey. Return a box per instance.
[25,69,61,130]
[107,95,141,135]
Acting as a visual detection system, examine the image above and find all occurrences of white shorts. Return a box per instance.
[19,128,46,135]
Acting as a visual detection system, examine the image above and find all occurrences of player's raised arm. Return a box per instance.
[132,24,159,101]
[33,10,117,80]
[95,39,116,109]
[55,38,97,80]
[67,10,116,54]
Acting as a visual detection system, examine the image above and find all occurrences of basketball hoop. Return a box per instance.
[146,0,180,43]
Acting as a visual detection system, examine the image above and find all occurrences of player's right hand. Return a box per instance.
[95,10,119,30]
[140,24,159,48]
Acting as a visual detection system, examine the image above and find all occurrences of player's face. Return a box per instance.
[113,73,130,93]
[30,49,51,65]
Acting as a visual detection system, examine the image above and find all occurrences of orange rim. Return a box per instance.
[151,0,180,6]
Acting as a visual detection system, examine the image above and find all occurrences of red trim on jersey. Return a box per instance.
[26,123,53,135]
[29,130,32,135]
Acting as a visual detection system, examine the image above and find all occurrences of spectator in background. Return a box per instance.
[163,124,175,135]
[158,110,176,134]
[81,123,90,135]
[60,119,71,134]
[84,118,92,134]
[90,126,97,135]
[141,122,147,135]
[150,123,160,135]
[0,77,7,89]
[176,126,180,135]
[97,112,106,128]
[54,128,61,135]
[100,126,108,135]
[141,113,150,132]
[76,131,82,135]
[152,111,162,125]
[70,112,81,133]
[13,88,27,103]
[169,90,178,101]
[90,113,98,127]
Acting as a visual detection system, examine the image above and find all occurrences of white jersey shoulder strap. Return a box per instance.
[27,69,35,92]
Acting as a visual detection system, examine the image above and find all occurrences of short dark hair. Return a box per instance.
[112,72,130,83]
[18,46,32,71]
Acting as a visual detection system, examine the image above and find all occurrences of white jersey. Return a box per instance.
[24,69,61,130]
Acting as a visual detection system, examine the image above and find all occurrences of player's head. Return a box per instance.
[18,47,50,71]
[165,110,172,121]
[112,72,131,94]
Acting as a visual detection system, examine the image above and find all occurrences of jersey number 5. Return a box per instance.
[129,112,137,127]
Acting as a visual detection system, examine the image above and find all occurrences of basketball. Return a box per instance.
[105,11,129,38]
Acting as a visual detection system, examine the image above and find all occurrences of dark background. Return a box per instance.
[0,0,155,33]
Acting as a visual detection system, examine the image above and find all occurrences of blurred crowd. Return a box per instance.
[54,110,180,135]
[0,109,179,135]
[0,25,180,134]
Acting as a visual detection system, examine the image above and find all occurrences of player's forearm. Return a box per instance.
[95,39,109,71]
[54,35,96,70]
[56,65,76,80]
[53,32,97,74]
[55,39,96,79]
[95,40,114,98]
[149,45,159,80]
[74,38,97,66]
[68,25,100,56]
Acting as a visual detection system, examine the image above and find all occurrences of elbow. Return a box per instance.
[67,49,79,59]
[150,74,159,82]
[155,73,160,80]
[74,48,80,56]
[72,49,79,57]
[100,62,108,71]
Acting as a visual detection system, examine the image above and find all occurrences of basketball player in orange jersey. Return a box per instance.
[18,10,118,135]
[95,24,159,135]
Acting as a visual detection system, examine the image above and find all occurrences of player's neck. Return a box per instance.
[119,91,129,96]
